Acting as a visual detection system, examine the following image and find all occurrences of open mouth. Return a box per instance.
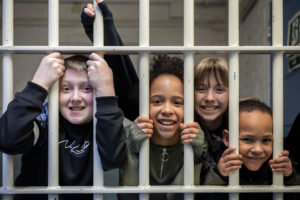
[201,105,218,111]
[69,107,84,111]
[158,120,176,126]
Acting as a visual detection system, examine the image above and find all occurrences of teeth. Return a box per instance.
[71,107,83,111]
[159,120,175,125]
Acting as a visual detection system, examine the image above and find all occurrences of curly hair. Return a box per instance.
[150,55,184,85]
[239,97,272,116]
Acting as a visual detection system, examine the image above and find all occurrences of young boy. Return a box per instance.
[117,55,207,200]
[0,52,125,200]
[203,97,300,200]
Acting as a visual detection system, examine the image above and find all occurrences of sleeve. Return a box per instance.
[95,96,127,171]
[285,112,300,173]
[202,166,228,185]
[284,166,300,185]
[81,1,139,121]
[125,122,148,154]
[191,128,208,163]
[0,82,48,154]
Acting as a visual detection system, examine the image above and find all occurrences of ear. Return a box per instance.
[223,129,229,147]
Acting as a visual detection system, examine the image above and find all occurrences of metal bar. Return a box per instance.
[92,1,104,200]
[272,0,284,199]
[1,46,300,54]
[48,0,59,200]
[228,0,239,200]
[184,1,195,200]
[139,0,150,199]
[1,185,300,194]
[2,0,14,200]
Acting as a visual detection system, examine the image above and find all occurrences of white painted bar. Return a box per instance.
[1,45,300,54]
[272,1,284,200]
[1,185,300,194]
[48,0,59,200]
[228,0,239,200]
[183,1,195,200]
[139,0,150,199]
[93,1,104,200]
[2,0,14,200]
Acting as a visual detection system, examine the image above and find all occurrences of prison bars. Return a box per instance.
[1,0,299,200]
[2,0,14,200]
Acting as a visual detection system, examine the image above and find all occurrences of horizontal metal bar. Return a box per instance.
[1,185,300,194]
[0,46,300,54]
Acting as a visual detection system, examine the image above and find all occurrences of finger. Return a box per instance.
[223,154,242,163]
[96,0,104,4]
[225,165,242,172]
[134,116,153,124]
[181,134,197,141]
[48,52,62,59]
[223,159,243,168]
[89,52,102,61]
[138,122,154,130]
[221,146,236,158]
[272,156,290,164]
[279,150,289,157]
[181,122,200,130]
[181,139,194,144]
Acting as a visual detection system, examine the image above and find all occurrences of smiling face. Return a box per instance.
[239,110,273,171]
[149,74,184,146]
[59,68,94,125]
[194,72,229,130]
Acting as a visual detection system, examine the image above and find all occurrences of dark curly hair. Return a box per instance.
[239,97,272,116]
[150,55,184,85]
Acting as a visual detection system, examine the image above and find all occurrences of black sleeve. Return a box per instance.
[0,82,48,154]
[285,112,300,173]
[95,96,126,171]
[81,1,139,121]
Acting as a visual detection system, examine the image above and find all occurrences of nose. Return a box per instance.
[251,142,264,154]
[161,102,174,115]
[205,89,216,102]
[71,89,82,102]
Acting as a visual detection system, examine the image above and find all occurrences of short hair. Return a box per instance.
[64,55,89,71]
[239,97,272,116]
[150,55,183,85]
[194,57,228,88]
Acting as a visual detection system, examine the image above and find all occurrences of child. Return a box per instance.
[117,55,207,200]
[194,58,229,180]
[204,97,300,200]
[81,0,139,121]
[0,52,125,200]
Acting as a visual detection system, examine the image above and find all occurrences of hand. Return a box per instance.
[180,122,200,144]
[269,150,293,177]
[83,0,104,17]
[32,52,65,91]
[217,146,243,177]
[134,116,153,138]
[86,53,115,97]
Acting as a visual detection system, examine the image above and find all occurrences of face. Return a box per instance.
[194,72,228,130]
[150,74,184,146]
[239,110,273,171]
[59,68,94,125]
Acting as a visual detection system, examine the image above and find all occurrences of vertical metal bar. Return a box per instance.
[228,0,239,200]
[139,0,150,199]
[93,1,104,200]
[272,1,283,200]
[48,0,59,200]
[2,1,14,200]
[184,0,194,200]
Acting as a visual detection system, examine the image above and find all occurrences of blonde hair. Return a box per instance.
[194,57,228,88]
[64,55,88,71]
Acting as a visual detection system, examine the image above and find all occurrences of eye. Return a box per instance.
[215,86,227,93]
[151,97,162,105]
[195,85,207,93]
[173,98,184,106]
[241,137,254,143]
[83,85,92,92]
[262,138,272,143]
[61,86,70,93]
